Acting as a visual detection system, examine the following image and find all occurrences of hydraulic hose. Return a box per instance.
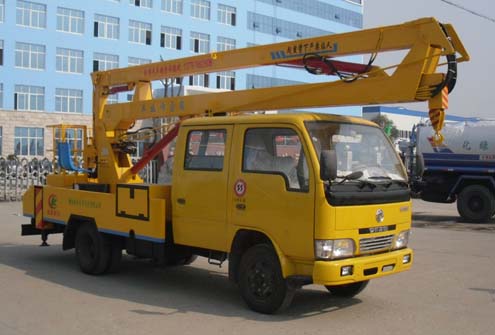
[431,23,458,97]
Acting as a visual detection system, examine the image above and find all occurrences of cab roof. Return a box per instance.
[181,112,378,128]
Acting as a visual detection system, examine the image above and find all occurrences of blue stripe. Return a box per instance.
[423,153,495,171]
[423,153,485,161]
[98,228,165,244]
[425,166,495,173]
[44,218,67,225]
[34,218,165,244]
[425,159,495,168]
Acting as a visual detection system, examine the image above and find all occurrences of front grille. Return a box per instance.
[359,234,394,254]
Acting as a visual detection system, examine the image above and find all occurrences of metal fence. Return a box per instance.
[0,157,158,201]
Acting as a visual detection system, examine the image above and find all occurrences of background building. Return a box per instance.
[362,106,479,142]
[0,0,363,158]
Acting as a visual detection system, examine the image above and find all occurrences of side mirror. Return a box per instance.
[320,150,337,181]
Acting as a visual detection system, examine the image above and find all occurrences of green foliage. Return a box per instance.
[371,115,399,140]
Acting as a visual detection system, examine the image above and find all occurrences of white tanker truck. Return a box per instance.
[410,120,495,222]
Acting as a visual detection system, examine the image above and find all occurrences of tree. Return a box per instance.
[371,115,399,140]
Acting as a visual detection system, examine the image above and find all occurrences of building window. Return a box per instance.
[16,1,46,28]
[14,127,44,156]
[56,7,84,34]
[191,0,210,20]
[248,12,333,39]
[185,129,226,171]
[15,42,45,70]
[161,0,182,14]
[55,88,83,113]
[94,14,120,40]
[129,20,152,45]
[0,127,2,156]
[56,48,83,74]
[346,0,363,5]
[190,32,209,54]
[0,0,4,23]
[0,83,3,109]
[254,0,362,29]
[14,85,44,111]
[189,74,209,87]
[54,128,84,156]
[217,36,235,51]
[0,40,3,66]
[130,0,152,8]
[216,71,235,90]
[160,26,182,50]
[218,4,236,26]
[93,52,119,71]
[128,56,151,66]
[246,74,303,89]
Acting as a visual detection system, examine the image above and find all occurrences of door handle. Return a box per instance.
[177,198,186,205]
[236,203,246,210]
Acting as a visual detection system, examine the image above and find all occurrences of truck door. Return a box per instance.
[172,125,233,251]
[229,125,315,260]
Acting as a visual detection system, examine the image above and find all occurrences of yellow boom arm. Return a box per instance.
[90,17,469,184]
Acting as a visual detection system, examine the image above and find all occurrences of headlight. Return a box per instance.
[315,239,355,260]
[393,230,410,250]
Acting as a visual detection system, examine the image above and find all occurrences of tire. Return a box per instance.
[75,223,111,275]
[238,244,295,314]
[325,280,369,298]
[105,237,123,274]
[457,185,495,223]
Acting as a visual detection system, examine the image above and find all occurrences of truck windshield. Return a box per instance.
[305,121,407,182]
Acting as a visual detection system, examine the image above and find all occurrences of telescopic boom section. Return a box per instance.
[90,17,469,184]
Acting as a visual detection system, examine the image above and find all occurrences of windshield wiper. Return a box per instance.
[336,171,363,184]
[357,179,377,189]
[369,176,409,188]
[335,171,377,189]
[369,176,392,188]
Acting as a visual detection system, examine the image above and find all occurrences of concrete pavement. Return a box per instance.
[0,200,493,335]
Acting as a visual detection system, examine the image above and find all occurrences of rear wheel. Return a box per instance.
[105,237,123,273]
[75,223,110,275]
[325,280,369,298]
[238,244,295,314]
[457,185,494,222]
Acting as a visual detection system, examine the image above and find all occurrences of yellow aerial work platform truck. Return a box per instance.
[21,18,469,314]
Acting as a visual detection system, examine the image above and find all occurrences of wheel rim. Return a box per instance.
[468,195,484,212]
[247,261,275,299]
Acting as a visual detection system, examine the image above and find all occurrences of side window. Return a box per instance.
[243,128,309,191]
[184,129,226,171]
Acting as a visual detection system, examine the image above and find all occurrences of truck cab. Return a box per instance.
[171,113,413,312]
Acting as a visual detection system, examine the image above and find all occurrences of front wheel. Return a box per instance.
[238,244,295,314]
[457,185,494,223]
[325,280,369,298]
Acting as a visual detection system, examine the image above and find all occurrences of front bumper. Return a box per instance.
[313,248,413,285]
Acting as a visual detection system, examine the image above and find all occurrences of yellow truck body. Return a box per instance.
[21,18,469,313]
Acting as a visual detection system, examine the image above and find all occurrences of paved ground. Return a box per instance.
[0,200,493,335]
[412,199,495,232]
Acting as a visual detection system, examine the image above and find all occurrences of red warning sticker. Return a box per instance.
[234,179,247,197]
